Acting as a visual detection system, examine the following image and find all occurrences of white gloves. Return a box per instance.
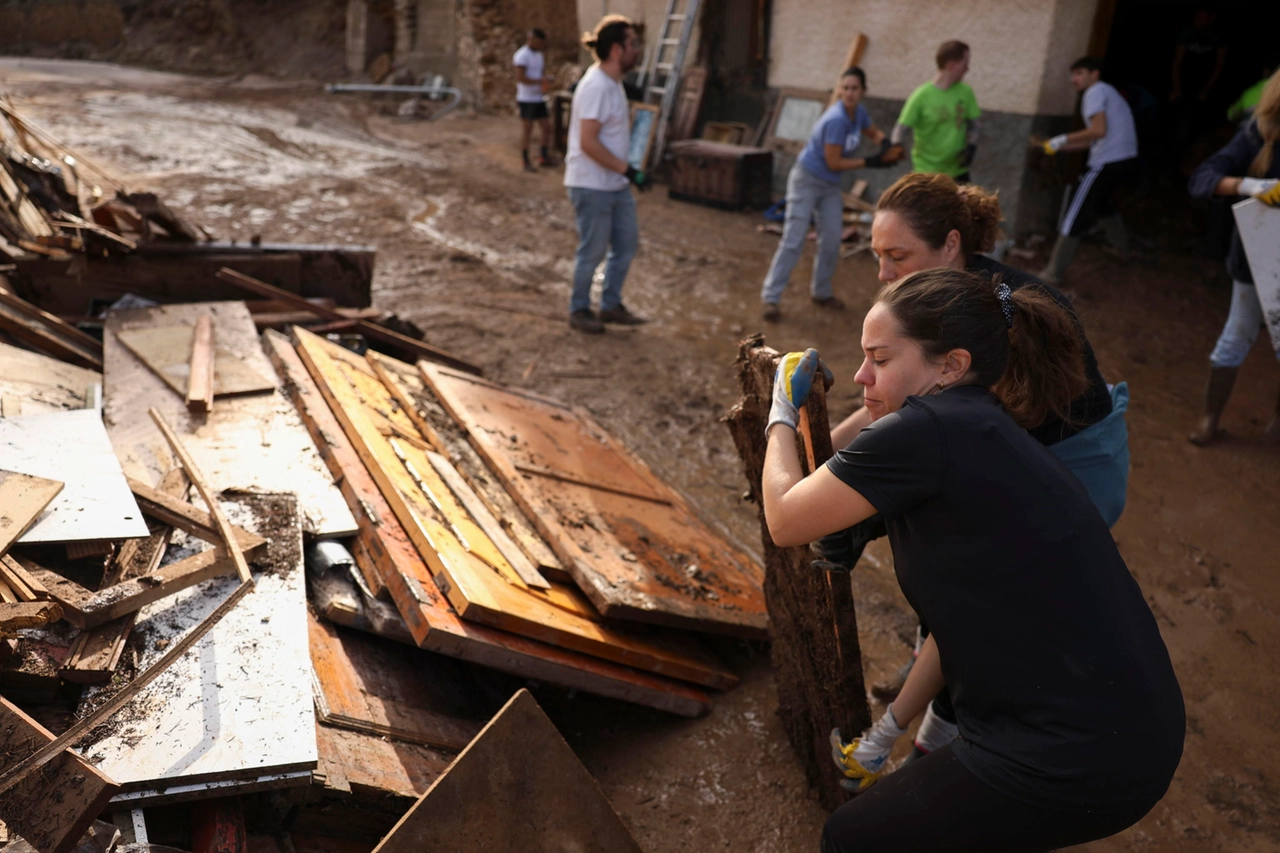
[1042,134,1069,155]
[830,705,908,792]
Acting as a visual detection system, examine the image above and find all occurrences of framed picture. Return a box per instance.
[629,103,659,170]
[764,88,829,155]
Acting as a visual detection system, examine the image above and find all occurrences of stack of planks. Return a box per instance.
[269,326,769,718]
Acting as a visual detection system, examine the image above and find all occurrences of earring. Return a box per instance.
[935,381,946,393]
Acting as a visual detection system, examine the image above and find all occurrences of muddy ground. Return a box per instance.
[2,59,1277,852]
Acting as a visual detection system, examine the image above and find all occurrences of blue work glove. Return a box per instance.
[766,348,832,435]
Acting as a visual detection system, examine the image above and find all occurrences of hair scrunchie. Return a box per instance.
[994,282,1015,329]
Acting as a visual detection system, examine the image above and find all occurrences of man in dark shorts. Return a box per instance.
[514,28,553,172]
[1035,57,1140,285]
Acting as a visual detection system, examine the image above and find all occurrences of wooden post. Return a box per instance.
[186,315,215,414]
[828,33,868,106]
[725,335,871,811]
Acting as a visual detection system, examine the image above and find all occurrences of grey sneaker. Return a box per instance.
[599,304,647,325]
[762,302,781,323]
[569,309,605,334]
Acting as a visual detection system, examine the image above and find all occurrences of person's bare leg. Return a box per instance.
[520,119,535,171]
[537,117,554,165]
[886,634,945,727]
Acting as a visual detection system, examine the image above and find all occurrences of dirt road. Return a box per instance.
[4,59,1277,851]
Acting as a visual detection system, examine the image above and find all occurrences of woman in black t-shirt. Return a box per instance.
[762,268,1183,852]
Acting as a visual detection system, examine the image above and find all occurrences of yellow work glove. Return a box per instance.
[1258,182,1280,206]
[1042,134,1068,156]
[766,348,833,435]
[829,706,908,792]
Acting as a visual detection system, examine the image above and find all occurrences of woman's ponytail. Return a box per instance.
[877,268,1088,430]
[994,287,1088,429]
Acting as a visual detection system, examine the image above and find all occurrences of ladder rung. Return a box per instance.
[668,13,686,21]
[648,87,667,95]
[656,63,674,70]
[661,38,679,45]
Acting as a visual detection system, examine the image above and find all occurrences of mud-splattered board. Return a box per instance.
[419,363,767,638]
[103,301,356,538]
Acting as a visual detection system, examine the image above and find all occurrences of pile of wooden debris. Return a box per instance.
[0,108,764,853]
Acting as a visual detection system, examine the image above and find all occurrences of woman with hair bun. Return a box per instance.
[761,269,1183,851]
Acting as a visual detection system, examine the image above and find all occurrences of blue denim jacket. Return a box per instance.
[1047,382,1130,527]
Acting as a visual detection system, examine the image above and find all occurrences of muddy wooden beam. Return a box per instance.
[0,288,103,370]
[0,600,62,631]
[216,267,482,376]
[126,477,267,557]
[724,334,871,811]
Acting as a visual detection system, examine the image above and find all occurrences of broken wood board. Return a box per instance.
[0,340,100,415]
[0,470,63,556]
[0,696,119,853]
[372,689,643,853]
[264,328,711,717]
[115,324,274,400]
[80,494,317,804]
[103,301,356,538]
[0,410,149,544]
[419,363,768,638]
[0,600,62,630]
[309,615,481,750]
[725,335,871,812]
[292,329,734,689]
[366,351,565,581]
[0,288,102,370]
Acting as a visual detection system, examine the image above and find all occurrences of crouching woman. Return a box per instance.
[762,268,1183,852]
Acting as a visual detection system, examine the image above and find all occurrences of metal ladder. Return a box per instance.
[640,0,702,169]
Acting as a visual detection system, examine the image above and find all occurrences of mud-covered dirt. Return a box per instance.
[3,60,1278,851]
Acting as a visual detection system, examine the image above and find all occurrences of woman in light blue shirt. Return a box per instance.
[760,67,901,322]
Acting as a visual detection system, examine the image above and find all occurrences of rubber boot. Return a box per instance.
[1265,382,1280,443]
[1039,234,1081,285]
[1099,214,1130,262]
[1188,366,1238,446]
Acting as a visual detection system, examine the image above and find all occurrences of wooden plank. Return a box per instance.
[76,494,315,803]
[366,352,566,580]
[149,408,253,585]
[0,470,62,556]
[725,336,871,812]
[296,330,735,689]
[0,601,62,630]
[214,268,481,376]
[827,33,868,106]
[371,689,642,853]
[126,477,266,557]
[263,328,712,717]
[0,340,100,415]
[0,557,41,602]
[419,363,768,638]
[313,720,451,801]
[27,548,241,629]
[104,301,357,538]
[0,288,102,370]
[191,797,247,853]
[115,325,275,400]
[0,410,150,544]
[63,470,190,685]
[309,615,481,750]
[252,307,383,328]
[0,696,119,853]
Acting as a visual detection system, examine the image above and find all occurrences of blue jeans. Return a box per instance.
[1047,382,1131,527]
[1209,280,1277,368]
[567,186,638,314]
[760,163,844,304]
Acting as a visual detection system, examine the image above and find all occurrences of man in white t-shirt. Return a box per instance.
[514,28,552,172]
[1035,56,1141,285]
[563,15,648,333]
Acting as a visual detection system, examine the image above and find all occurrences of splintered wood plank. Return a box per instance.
[0,470,63,556]
[0,601,62,630]
[186,315,216,414]
[0,288,102,370]
[80,495,317,803]
[0,696,119,853]
[0,410,150,544]
[419,363,768,638]
[313,720,452,801]
[115,324,275,400]
[372,689,642,853]
[104,301,356,538]
[293,330,734,690]
[126,477,266,557]
[367,352,566,581]
[264,328,711,717]
[0,340,100,415]
[309,615,481,750]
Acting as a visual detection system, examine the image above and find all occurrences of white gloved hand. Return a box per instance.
[830,705,908,792]
[1042,134,1069,155]
[1239,177,1280,198]
[912,703,960,754]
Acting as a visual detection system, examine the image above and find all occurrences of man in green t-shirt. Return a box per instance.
[891,40,981,181]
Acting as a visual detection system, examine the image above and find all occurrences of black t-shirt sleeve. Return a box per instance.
[824,403,944,518]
